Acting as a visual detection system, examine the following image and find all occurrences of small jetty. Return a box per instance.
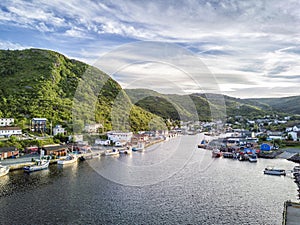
[282,201,300,225]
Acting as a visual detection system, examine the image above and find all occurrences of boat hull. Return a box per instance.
[23,161,49,172]
[264,168,286,176]
[0,166,10,177]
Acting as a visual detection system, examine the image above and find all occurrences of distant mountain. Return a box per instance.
[125,89,293,121]
[0,49,163,132]
[249,96,300,115]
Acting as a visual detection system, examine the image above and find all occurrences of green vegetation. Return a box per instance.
[251,96,300,115]
[125,89,290,121]
[0,49,164,134]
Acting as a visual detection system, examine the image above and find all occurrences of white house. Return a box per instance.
[288,131,298,141]
[107,131,133,143]
[53,125,65,136]
[0,126,22,137]
[84,123,103,133]
[0,118,14,126]
[95,139,111,145]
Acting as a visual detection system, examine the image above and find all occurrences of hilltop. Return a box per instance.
[125,89,295,121]
[0,49,163,133]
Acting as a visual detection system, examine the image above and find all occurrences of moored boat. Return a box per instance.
[23,159,49,172]
[119,147,132,155]
[264,167,286,176]
[0,164,10,177]
[104,148,119,156]
[212,149,222,158]
[132,142,145,152]
[248,154,258,162]
[57,154,77,165]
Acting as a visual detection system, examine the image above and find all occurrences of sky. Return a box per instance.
[1,0,300,98]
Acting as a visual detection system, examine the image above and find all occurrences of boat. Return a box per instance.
[0,164,9,177]
[248,154,257,162]
[57,154,77,165]
[223,152,234,158]
[212,149,222,158]
[119,147,132,155]
[104,148,119,156]
[132,142,145,152]
[264,167,286,176]
[23,159,50,172]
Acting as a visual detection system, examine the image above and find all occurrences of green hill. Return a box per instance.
[0,49,163,133]
[125,89,292,121]
[250,96,300,115]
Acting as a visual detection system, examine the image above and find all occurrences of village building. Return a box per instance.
[0,118,14,126]
[0,147,19,160]
[41,144,68,156]
[53,125,65,136]
[0,126,22,137]
[84,123,103,133]
[31,118,47,133]
[95,139,111,146]
[107,131,133,143]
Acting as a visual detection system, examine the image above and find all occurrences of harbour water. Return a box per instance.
[0,134,299,224]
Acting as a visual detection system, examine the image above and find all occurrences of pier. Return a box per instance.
[282,201,300,225]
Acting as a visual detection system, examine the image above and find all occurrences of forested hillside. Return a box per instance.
[0,49,163,133]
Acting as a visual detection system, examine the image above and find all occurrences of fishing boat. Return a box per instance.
[0,164,9,177]
[23,159,50,172]
[132,142,145,152]
[119,147,132,155]
[264,167,286,176]
[212,149,222,158]
[198,139,207,148]
[104,148,119,156]
[248,154,258,162]
[57,154,77,165]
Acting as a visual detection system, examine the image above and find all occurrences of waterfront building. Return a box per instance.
[0,147,19,160]
[0,118,14,126]
[0,126,22,137]
[107,131,133,143]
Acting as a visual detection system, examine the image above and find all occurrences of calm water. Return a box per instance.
[0,134,299,225]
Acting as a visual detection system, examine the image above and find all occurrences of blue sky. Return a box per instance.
[1,0,300,98]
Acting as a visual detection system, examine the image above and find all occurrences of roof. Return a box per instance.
[41,145,68,151]
[0,126,21,131]
[32,118,47,121]
[0,147,17,152]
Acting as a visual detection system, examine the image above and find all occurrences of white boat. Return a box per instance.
[23,159,50,172]
[104,149,119,156]
[57,154,77,165]
[264,167,286,176]
[0,164,9,177]
[119,147,132,155]
[132,142,145,152]
[248,154,258,162]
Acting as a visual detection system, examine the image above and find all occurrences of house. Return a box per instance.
[25,146,39,154]
[95,139,111,146]
[53,125,65,136]
[84,123,103,133]
[0,126,22,137]
[107,131,133,143]
[287,131,300,141]
[31,118,47,133]
[0,118,14,126]
[0,147,19,159]
[131,133,150,145]
[41,144,68,156]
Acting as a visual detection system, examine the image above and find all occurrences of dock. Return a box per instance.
[282,201,300,225]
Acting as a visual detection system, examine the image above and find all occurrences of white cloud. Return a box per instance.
[1,0,300,97]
